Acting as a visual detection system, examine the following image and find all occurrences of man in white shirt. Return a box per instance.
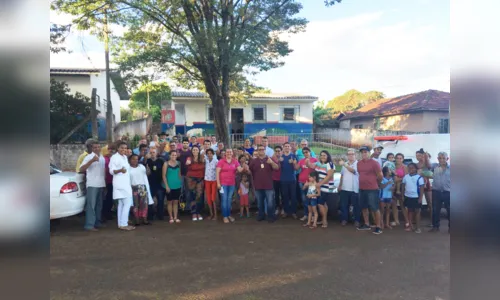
[337,148,360,227]
[262,136,274,157]
[372,144,384,167]
[79,141,106,231]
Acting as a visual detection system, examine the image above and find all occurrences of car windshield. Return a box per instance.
[50,163,62,175]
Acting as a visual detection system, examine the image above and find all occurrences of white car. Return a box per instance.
[50,164,86,220]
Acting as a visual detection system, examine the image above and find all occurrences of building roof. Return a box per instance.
[341,89,450,120]
[50,68,130,100]
[172,90,318,101]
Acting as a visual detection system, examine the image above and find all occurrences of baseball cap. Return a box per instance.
[374,144,384,150]
[359,146,371,152]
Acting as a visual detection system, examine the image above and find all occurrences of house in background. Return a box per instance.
[50,68,130,140]
[339,89,450,133]
[162,91,317,136]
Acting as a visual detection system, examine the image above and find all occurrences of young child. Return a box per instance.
[402,163,425,233]
[382,153,396,175]
[302,171,321,229]
[380,167,395,229]
[238,173,250,218]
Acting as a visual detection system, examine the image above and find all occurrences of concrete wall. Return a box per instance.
[51,144,89,172]
[114,116,152,139]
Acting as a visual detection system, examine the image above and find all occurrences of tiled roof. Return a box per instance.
[172,90,318,100]
[341,89,450,120]
[50,68,104,74]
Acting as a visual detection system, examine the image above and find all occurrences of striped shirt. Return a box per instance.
[315,161,335,193]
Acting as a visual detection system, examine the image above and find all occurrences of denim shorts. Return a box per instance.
[381,198,392,204]
[309,197,318,207]
[359,189,380,211]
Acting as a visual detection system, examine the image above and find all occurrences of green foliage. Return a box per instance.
[129,82,171,122]
[50,79,91,143]
[324,0,343,7]
[326,89,385,114]
[120,107,133,121]
[50,23,71,53]
[313,100,333,127]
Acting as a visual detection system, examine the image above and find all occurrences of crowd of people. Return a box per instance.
[76,132,450,235]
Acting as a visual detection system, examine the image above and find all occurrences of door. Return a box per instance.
[231,109,244,141]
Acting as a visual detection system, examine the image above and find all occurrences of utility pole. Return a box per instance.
[90,88,98,139]
[104,9,113,143]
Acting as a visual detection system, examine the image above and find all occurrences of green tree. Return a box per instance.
[50,23,71,53]
[50,79,91,143]
[129,82,172,122]
[313,100,332,128]
[326,89,385,114]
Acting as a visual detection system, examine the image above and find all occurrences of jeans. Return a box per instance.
[299,182,309,216]
[339,190,360,223]
[102,183,113,220]
[255,189,275,221]
[273,180,282,210]
[155,187,166,220]
[221,185,235,218]
[84,187,104,230]
[281,181,297,214]
[432,190,450,229]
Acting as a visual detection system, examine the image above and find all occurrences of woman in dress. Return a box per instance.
[416,148,433,226]
[162,150,183,223]
[216,149,241,223]
[109,141,135,231]
[393,153,409,227]
[186,145,205,221]
[129,154,154,226]
[314,150,335,228]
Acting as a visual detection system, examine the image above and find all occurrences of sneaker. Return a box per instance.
[299,216,307,222]
[341,220,347,226]
[372,227,383,235]
[357,224,371,231]
[317,221,323,225]
[354,221,360,228]
[275,209,280,216]
[390,221,397,226]
[414,228,422,234]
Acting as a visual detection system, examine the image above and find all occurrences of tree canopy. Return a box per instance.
[128,82,172,122]
[50,79,91,143]
[326,89,385,115]
[50,23,71,53]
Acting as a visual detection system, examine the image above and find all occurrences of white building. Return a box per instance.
[161,91,317,137]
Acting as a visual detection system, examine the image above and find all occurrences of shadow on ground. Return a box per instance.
[50,214,449,300]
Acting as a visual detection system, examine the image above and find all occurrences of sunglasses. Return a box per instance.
[258,148,265,151]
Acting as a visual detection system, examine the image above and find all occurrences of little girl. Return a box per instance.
[380,167,394,229]
[302,171,321,229]
[383,153,396,175]
[238,173,250,218]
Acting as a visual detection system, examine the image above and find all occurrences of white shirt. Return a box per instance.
[129,164,154,205]
[265,146,274,157]
[80,153,105,188]
[210,143,218,151]
[204,157,218,181]
[340,160,359,193]
[402,173,425,198]
[109,153,132,199]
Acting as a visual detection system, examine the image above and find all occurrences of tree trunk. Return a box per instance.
[211,94,229,147]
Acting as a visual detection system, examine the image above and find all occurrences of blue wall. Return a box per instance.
[167,122,313,136]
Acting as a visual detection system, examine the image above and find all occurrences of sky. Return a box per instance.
[50,0,450,101]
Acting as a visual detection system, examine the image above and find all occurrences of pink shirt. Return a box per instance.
[298,157,318,183]
[217,158,239,186]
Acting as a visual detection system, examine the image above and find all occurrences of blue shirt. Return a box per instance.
[381,177,394,199]
[280,153,297,182]
[244,147,254,155]
[133,148,140,155]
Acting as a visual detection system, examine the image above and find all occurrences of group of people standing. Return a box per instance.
[76,132,450,235]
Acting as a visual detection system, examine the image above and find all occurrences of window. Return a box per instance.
[280,105,300,122]
[354,124,363,129]
[206,105,214,122]
[438,118,449,133]
[252,105,266,122]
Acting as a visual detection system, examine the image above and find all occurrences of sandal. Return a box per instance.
[309,225,317,229]
[175,219,181,223]
[169,219,174,224]
[223,217,230,224]
[321,223,328,228]
[302,223,310,227]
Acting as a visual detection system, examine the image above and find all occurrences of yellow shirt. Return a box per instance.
[101,145,109,156]
[75,151,88,172]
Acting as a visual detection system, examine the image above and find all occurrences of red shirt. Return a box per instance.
[249,156,274,190]
[186,159,205,178]
[298,157,318,183]
[217,158,239,186]
[357,158,381,190]
[271,156,281,181]
[104,156,113,185]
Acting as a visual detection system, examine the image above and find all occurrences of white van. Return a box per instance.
[374,134,450,166]
[373,133,450,206]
